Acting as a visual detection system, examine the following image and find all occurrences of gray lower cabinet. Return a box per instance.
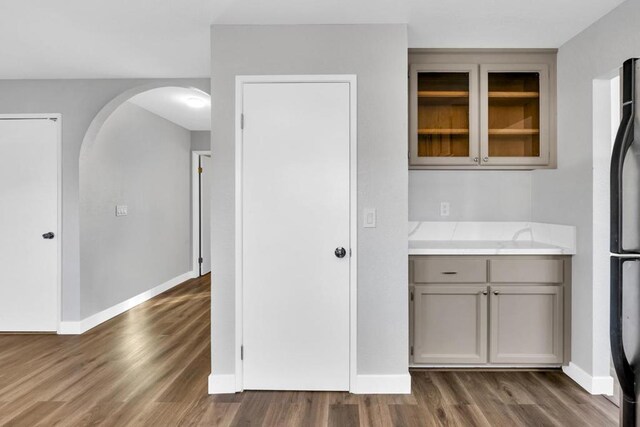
[410,255,570,366]
[413,285,488,364]
[489,285,563,364]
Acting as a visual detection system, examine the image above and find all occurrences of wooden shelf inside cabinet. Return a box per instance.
[418,91,470,105]
[418,128,469,135]
[418,90,470,98]
[488,91,539,99]
[489,129,539,136]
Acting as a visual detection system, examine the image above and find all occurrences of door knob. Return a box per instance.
[42,232,55,239]
[334,247,347,258]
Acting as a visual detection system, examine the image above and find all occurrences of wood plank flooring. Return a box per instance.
[0,274,618,426]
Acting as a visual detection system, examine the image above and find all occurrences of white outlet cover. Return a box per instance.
[116,205,128,217]
[440,202,450,217]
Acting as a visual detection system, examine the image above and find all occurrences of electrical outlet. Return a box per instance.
[440,202,450,217]
[116,205,128,217]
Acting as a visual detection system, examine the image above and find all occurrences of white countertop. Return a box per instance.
[408,222,577,256]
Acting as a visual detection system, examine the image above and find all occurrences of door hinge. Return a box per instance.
[410,291,414,302]
[198,167,203,174]
[198,257,203,264]
[410,346,414,356]
[240,113,244,130]
[408,150,410,160]
[349,248,352,257]
[241,345,244,360]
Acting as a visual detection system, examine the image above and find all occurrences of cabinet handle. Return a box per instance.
[483,156,489,162]
[473,157,479,163]
[482,291,488,295]
[493,290,500,295]
[442,271,457,275]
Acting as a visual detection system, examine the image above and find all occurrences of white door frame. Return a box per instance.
[234,75,358,392]
[192,150,211,277]
[0,114,62,333]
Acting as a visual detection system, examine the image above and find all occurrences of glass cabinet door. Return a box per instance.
[480,64,549,166]
[410,64,479,167]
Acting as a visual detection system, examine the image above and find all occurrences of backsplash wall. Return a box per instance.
[409,170,532,221]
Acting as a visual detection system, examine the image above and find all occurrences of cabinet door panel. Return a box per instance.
[480,63,550,166]
[413,285,487,364]
[489,285,562,364]
[410,64,479,167]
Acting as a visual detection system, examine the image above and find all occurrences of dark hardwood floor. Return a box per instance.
[0,274,618,426]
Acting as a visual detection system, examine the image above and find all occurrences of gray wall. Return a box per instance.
[531,0,640,379]
[409,171,532,221]
[79,102,191,317]
[0,78,209,321]
[191,131,211,151]
[210,24,409,377]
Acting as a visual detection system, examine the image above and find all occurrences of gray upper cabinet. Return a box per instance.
[409,50,557,170]
[480,63,550,167]
[409,63,479,167]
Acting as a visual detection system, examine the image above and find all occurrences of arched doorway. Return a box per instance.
[79,85,211,329]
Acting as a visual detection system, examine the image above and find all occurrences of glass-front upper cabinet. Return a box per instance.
[480,64,550,166]
[409,64,479,167]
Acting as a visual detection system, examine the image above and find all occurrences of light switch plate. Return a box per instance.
[116,205,128,217]
[363,208,376,228]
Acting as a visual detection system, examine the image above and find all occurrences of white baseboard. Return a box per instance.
[352,373,412,394]
[563,362,614,395]
[207,373,412,395]
[208,374,237,394]
[58,271,193,335]
[58,321,83,335]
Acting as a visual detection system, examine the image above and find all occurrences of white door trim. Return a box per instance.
[234,75,358,392]
[192,150,211,277]
[0,114,62,333]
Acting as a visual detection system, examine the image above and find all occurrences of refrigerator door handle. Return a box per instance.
[610,256,637,422]
[611,58,637,254]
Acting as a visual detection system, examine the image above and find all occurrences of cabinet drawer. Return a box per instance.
[489,259,563,284]
[413,258,487,283]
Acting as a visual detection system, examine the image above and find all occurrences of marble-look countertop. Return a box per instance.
[408,222,576,255]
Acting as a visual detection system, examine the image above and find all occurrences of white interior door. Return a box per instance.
[241,80,352,391]
[200,155,211,275]
[0,118,58,332]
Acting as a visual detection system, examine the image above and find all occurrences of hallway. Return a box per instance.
[0,275,617,426]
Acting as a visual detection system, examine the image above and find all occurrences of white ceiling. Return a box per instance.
[0,0,625,79]
[128,87,211,131]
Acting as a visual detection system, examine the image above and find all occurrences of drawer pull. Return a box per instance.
[481,291,488,295]
[493,291,500,295]
[442,271,458,275]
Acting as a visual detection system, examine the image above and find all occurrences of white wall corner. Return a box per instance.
[563,362,614,395]
[352,373,412,394]
[58,321,83,335]
[58,271,193,335]
[208,373,237,394]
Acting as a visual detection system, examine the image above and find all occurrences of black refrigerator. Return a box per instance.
[611,57,640,427]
